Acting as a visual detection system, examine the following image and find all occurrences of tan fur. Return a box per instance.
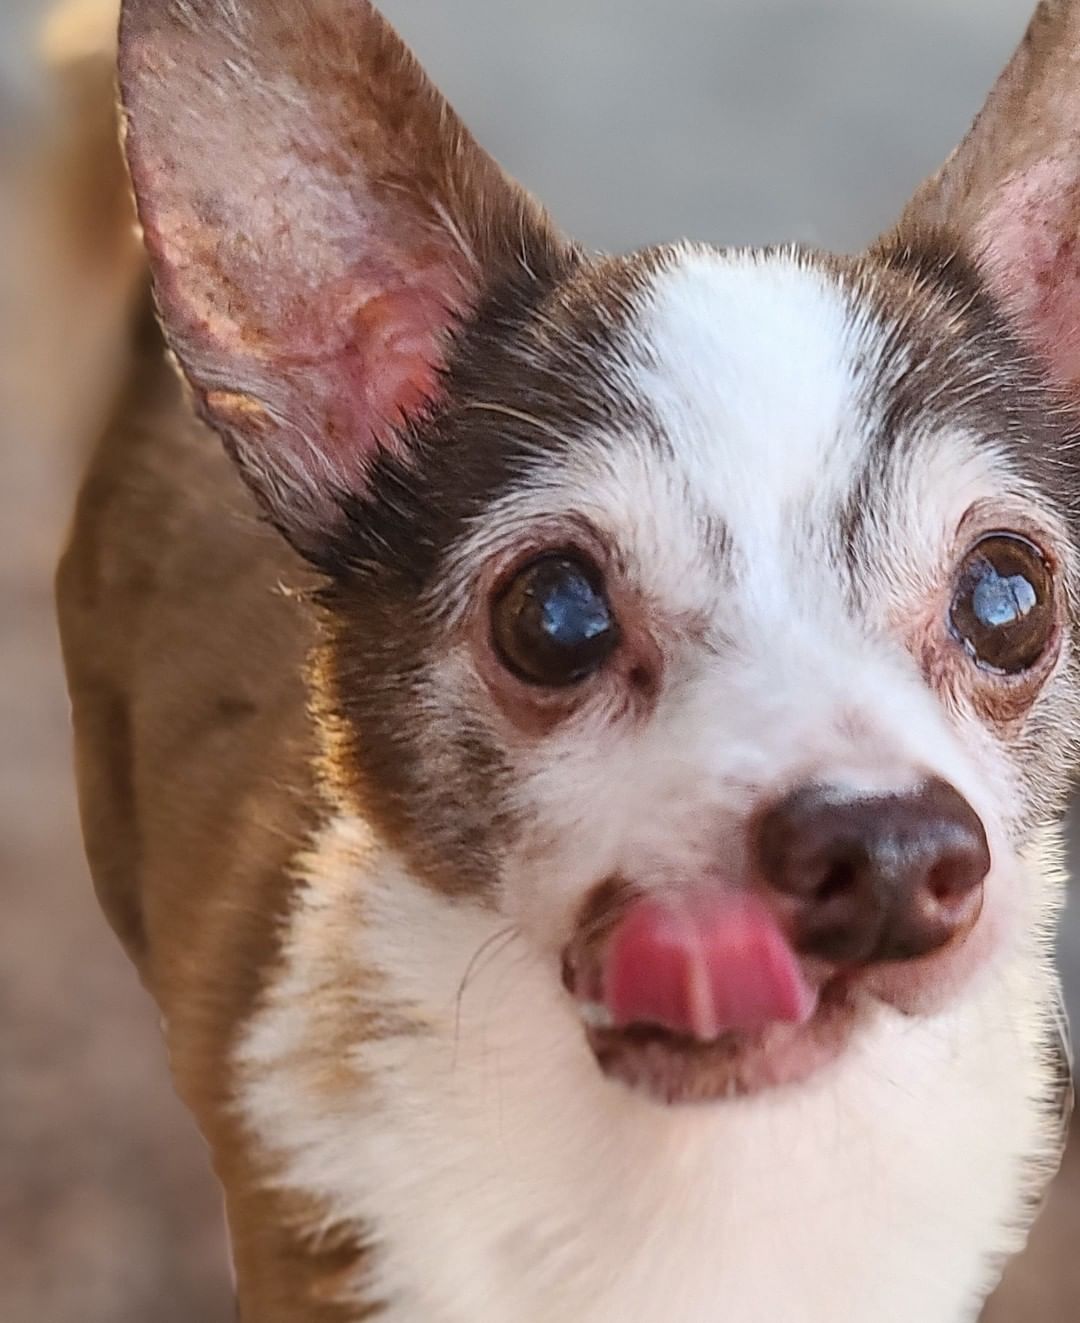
[55,307,380,1318]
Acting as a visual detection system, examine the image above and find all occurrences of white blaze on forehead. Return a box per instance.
[462,244,1012,631]
[633,246,879,535]
[450,249,884,624]
[592,246,1024,624]
[633,244,1033,562]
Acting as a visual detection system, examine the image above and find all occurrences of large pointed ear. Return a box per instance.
[118,0,569,558]
[884,0,1080,400]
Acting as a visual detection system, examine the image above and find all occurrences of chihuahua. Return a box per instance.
[57,1,1080,1320]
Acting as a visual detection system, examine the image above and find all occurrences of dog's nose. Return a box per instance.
[755,778,989,964]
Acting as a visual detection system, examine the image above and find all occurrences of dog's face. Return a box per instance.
[120,0,1080,1103]
[321,241,1080,1101]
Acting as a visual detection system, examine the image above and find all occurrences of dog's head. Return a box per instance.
[120,0,1080,1103]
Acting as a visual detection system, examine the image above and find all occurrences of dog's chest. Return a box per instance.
[233,818,1050,1323]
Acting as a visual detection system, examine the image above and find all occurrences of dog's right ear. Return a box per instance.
[884,0,1080,406]
[118,0,569,560]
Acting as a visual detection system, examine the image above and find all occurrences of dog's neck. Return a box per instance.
[234,810,1057,1323]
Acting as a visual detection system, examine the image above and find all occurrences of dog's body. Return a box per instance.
[58,3,1080,1320]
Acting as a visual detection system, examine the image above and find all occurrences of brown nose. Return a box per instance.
[755,778,989,965]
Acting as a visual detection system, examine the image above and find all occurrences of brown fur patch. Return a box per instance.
[56,308,388,1318]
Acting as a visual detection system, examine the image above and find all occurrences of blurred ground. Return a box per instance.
[1,1,1078,1320]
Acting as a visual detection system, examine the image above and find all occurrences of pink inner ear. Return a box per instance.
[312,261,472,470]
[157,213,477,497]
[976,158,1080,396]
[119,0,560,548]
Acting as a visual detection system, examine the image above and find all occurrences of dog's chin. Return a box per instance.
[579,978,861,1104]
[575,934,989,1105]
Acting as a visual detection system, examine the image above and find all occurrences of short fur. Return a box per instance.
[58,2,1080,1319]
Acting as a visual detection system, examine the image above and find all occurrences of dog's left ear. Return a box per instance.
[118,0,570,561]
[885,0,1080,399]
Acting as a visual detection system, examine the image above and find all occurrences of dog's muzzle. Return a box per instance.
[562,777,990,1101]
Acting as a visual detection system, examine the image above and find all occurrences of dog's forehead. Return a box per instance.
[467,245,1021,620]
[628,248,1005,593]
[636,246,874,517]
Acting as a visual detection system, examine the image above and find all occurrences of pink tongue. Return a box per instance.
[602,894,817,1040]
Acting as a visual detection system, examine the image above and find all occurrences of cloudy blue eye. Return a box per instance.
[949,534,1054,675]
[492,554,619,686]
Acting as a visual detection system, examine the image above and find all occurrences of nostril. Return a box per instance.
[923,834,991,909]
[926,856,979,905]
[926,861,959,905]
[813,854,859,903]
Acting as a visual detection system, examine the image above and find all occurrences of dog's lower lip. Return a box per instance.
[576,979,859,1104]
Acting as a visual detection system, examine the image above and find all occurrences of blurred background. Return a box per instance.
[2,0,1078,1319]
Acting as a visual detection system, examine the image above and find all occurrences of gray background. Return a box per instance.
[3,1,1078,1320]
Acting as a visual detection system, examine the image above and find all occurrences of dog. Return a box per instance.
[56,1,1080,1319]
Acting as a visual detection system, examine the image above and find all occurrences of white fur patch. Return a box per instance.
[239,822,1059,1323]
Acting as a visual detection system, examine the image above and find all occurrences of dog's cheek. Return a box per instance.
[941,689,1075,966]
[318,615,517,901]
[904,588,1077,841]
[384,688,523,902]
[974,658,1080,843]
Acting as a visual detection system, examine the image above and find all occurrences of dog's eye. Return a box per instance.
[949,534,1054,675]
[492,554,619,686]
